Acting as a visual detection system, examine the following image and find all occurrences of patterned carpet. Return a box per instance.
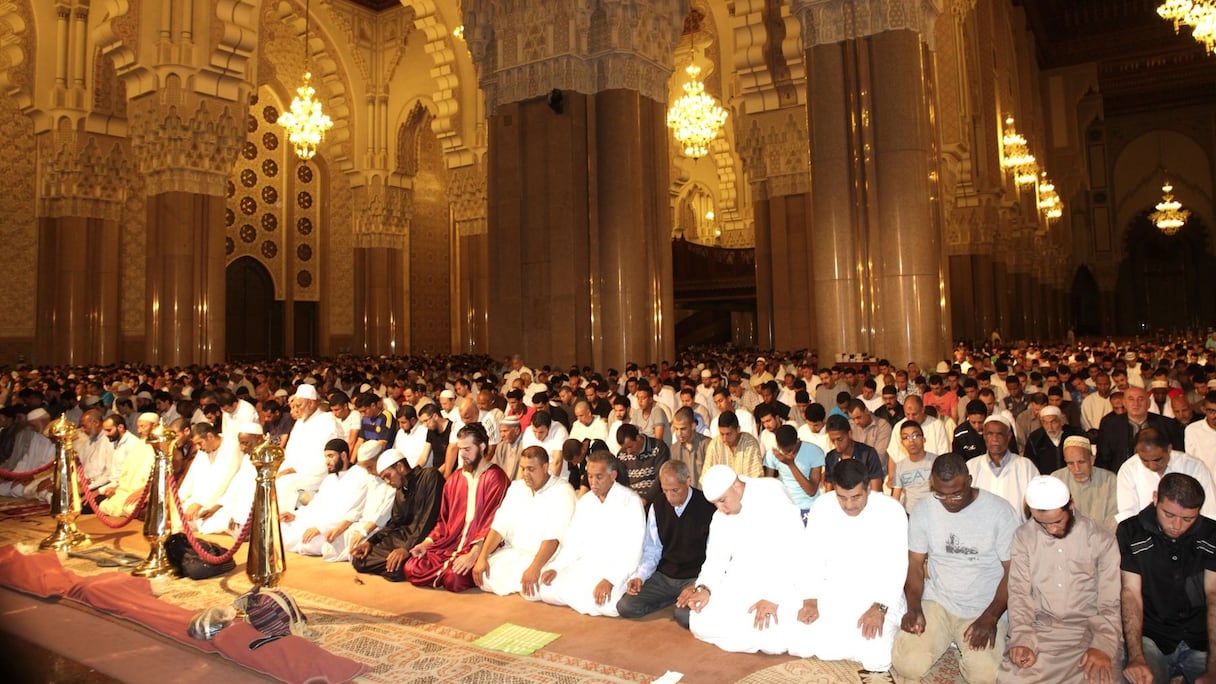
[0,510,651,684]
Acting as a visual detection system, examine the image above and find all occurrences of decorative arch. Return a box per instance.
[1069,264,1100,336]
[401,0,472,167]
[0,0,33,110]
[226,255,282,361]
[395,99,435,176]
[1114,209,1216,335]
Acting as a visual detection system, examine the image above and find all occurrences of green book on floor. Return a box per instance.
[472,623,560,655]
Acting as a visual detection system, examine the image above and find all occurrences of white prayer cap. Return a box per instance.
[137,391,153,401]
[181,386,194,399]
[303,376,318,385]
[1024,475,1070,510]
[239,422,263,435]
[983,413,1012,430]
[1208,379,1216,391]
[1062,435,1092,451]
[26,408,49,422]
[700,369,711,378]
[138,412,160,424]
[293,384,318,401]
[273,389,289,398]
[935,361,950,373]
[755,357,766,365]
[376,449,406,473]
[1124,351,1137,361]
[439,389,456,399]
[701,464,738,501]
[1038,406,1063,419]
[356,440,384,463]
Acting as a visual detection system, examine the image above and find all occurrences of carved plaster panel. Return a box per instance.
[732,0,806,114]
[0,95,36,337]
[792,0,943,51]
[120,163,147,335]
[352,182,413,249]
[0,0,33,109]
[447,161,487,236]
[126,85,245,196]
[37,131,132,220]
[737,109,810,198]
[327,168,354,336]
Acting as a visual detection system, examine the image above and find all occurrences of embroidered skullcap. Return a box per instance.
[138,412,161,424]
[1150,379,1169,389]
[1038,406,1063,419]
[1062,435,1091,451]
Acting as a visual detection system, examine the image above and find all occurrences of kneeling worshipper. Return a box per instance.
[0,408,54,498]
[194,423,264,536]
[473,446,576,597]
[350,448,443,580]
[278,383,344,511]
[325,442,397,562]
[403,423,510,591]
[175,422,241,530]
[97,413,160,518]
[997,476,1121,684]
[281,438,370,556]
[786,459,909,674]
[680,464,805,654]
[537,451,644,616]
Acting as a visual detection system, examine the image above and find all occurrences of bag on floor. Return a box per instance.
[234,586,313,650]
[165,532,236,580]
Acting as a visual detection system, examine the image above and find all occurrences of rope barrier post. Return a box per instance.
[132,421,177,579]
[39,416,91,552]
[248,434,287,588]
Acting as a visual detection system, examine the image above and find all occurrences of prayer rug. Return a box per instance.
[736,651,962,683]
[471,623,562,655]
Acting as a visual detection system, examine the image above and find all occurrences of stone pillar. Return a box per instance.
[128,88,244,366]
[351,182,411,356]
[448,163,490,353]
[467,0,683,368]
[794,0,947,366]
[739,110,814,352]
[33,132,129,365]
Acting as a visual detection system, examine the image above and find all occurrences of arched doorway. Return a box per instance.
[226,257,282,361]
[1114,210,1216,336]
[1069,265,1101,336]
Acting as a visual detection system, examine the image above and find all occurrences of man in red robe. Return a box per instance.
[404,422,509,591]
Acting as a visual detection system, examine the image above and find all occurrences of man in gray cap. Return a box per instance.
[492,413,525,480]
[679,464,804,654]
[999,475,1121,683]
[350,447,442,581]
[1052,435,1117,531]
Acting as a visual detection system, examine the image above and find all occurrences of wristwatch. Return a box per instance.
[872,602,888,614]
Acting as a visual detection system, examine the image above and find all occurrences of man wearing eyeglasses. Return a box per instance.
[350,447,442,581]
[891,453,1020,683]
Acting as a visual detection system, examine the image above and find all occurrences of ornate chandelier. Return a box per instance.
[278,0,333,160]
[667,64,728,160]
[1001,117,1037,185]
[1158,0,1216,54]
[1150,177,1190,235]
[1037,172,1062,221]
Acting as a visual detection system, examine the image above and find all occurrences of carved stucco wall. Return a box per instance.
[0,95,36,339]
[409,123,450,353]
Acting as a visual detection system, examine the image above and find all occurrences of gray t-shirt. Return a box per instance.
[894,453,937,512]
[909,489,1018,619]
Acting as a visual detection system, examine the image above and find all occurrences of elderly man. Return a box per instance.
[1052,435,1118,531]
[474,446,576,597]
[786,459,909,674]
[491,414,525,480]
[1022,405,1083,475]
[350,448,442,581]
[891,453,1020,683]
[0,408,55,498]
[1185,390,1216,474]
[680,464,805,655]
[96,413,160,518]
[998,476,1121,683]
[615,423,670,506]
[617,459,715,627]
[279,384,344,510]
[73,408,114,494]
[281,438,370,556]
[176,422,242,528]
[1116,427,1216,523]
[404,423,510,592]
[538,451,644,616]
[670,407,709,485]
[966,415,1040,521]
[1097,385,1185,472]
[1119,473,1216,684]
[701,411,763,488]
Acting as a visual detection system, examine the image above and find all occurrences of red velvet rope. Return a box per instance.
[165,468,253,565]
[0,460,55,480]
[76,458,152,529]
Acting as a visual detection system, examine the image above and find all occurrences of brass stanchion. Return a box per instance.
[39,416,91,551]
[132,422,177,578]
[247,435,286,588]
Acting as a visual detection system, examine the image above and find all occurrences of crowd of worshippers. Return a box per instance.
[3,336,1216,682]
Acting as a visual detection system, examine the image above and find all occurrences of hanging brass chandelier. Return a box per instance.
[1001,117,1038,186]
[1037,172,1062,222]
[1150,177,1190,235]
[1157,0,1216,54]
[278,0,333,160]
[667,63,728,160]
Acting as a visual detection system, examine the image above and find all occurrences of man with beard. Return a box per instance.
[350,448,442,580]
[998,476,1121,683]
[1119,473,1216,684]
[278,384,344,510]
[1053,436,1118,532]
[281,438,370,556]
[97,413,159,517]
[473,446,576,597]
[0,408,54,498]
[1022,405,1084,475]
[74,408,114,493]
[538,451,645,616]
[404,423,510,592]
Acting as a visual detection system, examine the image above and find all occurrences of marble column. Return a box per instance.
[353,247,407,356]
[800,9,947,365]
[144,192,227,365]
[35,217,121,365]
[753,195,776,349]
